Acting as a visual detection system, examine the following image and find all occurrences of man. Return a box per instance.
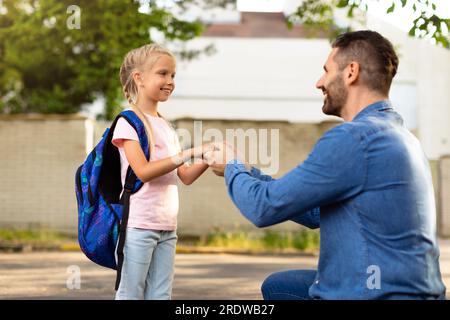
[203,30,446,299]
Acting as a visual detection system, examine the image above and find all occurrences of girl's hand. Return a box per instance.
[173,143,216,166]
[203,141,242,165]
[191,143,216,159]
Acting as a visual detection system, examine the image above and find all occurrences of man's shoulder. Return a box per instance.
[324,114,397,142]
[321,122,364,142]
[311,122,366,161]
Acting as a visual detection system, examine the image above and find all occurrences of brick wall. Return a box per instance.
[2,114,445,237]
[0,114,90,233]
[439,156,450,237]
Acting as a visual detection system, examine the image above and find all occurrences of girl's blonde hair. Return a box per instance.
[119,43,176,155]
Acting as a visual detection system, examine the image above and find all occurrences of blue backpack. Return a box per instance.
[75,110,150,290]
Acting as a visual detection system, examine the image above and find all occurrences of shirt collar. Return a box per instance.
[353,100,393,121]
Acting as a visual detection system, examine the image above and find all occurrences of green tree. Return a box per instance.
[0,0,210,119]
[288,0,450,47]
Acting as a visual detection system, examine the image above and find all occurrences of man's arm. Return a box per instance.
[250,166,320,228]
[224,126,365,228]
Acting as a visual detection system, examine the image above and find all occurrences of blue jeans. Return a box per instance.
[261,270,317,300]
[115,228,177,300]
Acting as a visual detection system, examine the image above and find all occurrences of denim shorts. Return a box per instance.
[115,228,177,300]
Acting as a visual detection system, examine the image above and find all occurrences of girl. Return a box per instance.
[112,43,211,300]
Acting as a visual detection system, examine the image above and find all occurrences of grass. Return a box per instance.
[0,228,320,254]
[0,228,76,249]
[196,229,320,253]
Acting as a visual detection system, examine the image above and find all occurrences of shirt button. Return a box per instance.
[315,280,319,284]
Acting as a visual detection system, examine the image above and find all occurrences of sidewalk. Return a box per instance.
[0,239,449,299]
[0,251,318,299]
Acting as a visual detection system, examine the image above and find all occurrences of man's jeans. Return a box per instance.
[115,228,177,300]
[261,270,447,300]
[261,270,317,300]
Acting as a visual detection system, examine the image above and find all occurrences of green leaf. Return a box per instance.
[387,3,395,14]
[336,0,349,9]
[347,5,354,18]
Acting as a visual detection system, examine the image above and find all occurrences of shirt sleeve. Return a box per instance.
[112,118,139,148]
[250,167,275,182]
[250,166,320,229]
[290,207,321,229]
[224,125,366,228]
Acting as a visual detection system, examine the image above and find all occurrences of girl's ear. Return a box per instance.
[132,71,144,87]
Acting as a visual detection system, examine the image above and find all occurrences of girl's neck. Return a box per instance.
[136,99,159,117]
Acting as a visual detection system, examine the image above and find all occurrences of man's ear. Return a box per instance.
[345,61,360,85]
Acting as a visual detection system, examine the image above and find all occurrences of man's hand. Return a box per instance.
[211,163,226,177]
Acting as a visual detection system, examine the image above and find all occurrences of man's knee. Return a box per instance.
[261,270,317,300]
[261,272,280,300]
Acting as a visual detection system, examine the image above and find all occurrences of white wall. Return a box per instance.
[366,15,450,159]
[163,35,424,129]
[416,41,450,160]
[163,37,334,123]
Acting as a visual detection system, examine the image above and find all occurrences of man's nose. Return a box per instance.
[316,76,324,90]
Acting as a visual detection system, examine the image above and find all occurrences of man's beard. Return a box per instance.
[322,74,348,117]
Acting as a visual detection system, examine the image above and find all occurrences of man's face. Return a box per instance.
[316,48,348,117]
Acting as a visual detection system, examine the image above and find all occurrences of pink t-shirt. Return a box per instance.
[111,111,181,231]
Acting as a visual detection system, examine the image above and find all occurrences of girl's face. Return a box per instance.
[136,54,176,104]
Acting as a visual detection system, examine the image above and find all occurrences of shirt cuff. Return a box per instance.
[250,166,264,178]
[224,158,250,185]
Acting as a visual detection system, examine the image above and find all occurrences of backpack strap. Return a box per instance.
[118,110,150,194]
[114,167,137,291]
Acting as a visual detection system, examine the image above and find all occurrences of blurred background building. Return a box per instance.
[1,0,449,238]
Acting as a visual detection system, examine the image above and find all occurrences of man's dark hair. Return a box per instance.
[332,30,399,95]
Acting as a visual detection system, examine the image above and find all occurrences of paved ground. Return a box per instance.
[1,239,449,299]
[0,251,318,299]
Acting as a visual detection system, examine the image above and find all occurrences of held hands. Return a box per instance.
[173,143,217,166]
[175,141,246,177]
[191,143,217,160]
[202,141,243,177]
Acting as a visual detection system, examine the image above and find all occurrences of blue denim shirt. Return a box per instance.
[224,100,446,299]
